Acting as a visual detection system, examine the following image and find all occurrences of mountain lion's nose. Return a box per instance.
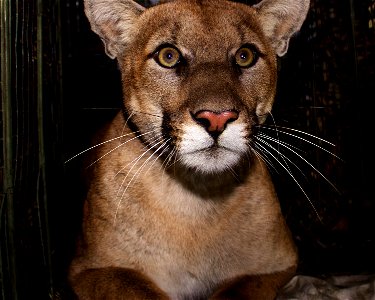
[193,110,239,135]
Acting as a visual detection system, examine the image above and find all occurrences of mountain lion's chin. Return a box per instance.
[179,148,242,174]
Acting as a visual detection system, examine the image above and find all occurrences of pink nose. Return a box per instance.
[194,110,239,133]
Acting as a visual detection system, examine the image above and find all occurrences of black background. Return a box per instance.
[0,0,374,299]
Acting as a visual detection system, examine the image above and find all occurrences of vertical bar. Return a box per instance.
[36,0,54,296]
[348,0,364,187]
[0,0,18,298]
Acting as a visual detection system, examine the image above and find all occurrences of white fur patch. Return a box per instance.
[179,123,248,173]
[153,270,209,300]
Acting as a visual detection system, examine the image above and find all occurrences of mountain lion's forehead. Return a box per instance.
[143,0,259,31]
[141,1,265,54]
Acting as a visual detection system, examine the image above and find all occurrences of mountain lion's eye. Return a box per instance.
[155,46,181,68]
[235,46,257,68]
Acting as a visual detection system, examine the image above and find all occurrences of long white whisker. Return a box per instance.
[255,137,307,178]
[256,134,308,180]
[248,146,276,176]
[114,135,164,198]
[270,112,304,182]
[257,133,339,193]
[171,150,184,172]
[123,139,170,195]
[86,130,158,168]
[259,125,342,161]
[141,134,166,149]
[267,112,282,158]
[249,144,279,173]
[254,140,322,222]
[143,140,172,177]
[158,146,178,193]
[262,113,297,177]
[163,147,178,170]
[114,133,164,177]
[130,109,163,119]
[257,133,305,153]
[64,131,143,164]
[113,138,169,224]
[114,136,165,199]
[260,124,337,148]
[121,112,135,136]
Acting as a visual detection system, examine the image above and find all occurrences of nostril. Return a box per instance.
[193,110,239,133]
[195,116,211,130]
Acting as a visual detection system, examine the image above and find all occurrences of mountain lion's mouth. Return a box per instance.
[178,126,247,173]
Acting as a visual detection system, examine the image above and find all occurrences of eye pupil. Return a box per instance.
[164,51,175,62]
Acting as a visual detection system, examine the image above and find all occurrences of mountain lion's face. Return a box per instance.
[114,1,277,173]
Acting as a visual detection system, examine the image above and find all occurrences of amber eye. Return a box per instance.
[155,46,181,68]
[235,46,257,68]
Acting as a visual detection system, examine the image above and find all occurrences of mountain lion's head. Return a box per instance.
[84,0,309,174]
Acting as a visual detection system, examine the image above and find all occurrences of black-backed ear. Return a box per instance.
[254,0,310,56]
[84,0,145,59]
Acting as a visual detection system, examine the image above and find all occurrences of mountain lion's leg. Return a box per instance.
[71,267,169,300]
[210,266,296,300]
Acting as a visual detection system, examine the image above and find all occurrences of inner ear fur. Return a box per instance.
[84,0,145,59]
[255,0,310,56]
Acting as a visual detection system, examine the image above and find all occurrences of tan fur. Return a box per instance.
[69,0,310,299]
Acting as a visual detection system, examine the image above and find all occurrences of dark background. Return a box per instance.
[1,0,374,299]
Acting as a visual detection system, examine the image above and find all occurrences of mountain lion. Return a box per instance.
[68,0,310,299]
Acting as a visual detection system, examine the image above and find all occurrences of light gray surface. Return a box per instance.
[278,274,375,300]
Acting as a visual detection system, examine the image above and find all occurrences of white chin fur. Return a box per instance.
[178,123,248,173]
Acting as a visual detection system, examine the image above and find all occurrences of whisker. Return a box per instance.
[121,112,135,136]
[249,144,278,174]
[161,147,177,170]
[113,138,170,224]
[114,135,166,192]
[260,124,337,147]
[123,139,171,195]
[128,139,170,180]
[255,136,307,179]
[64,131,142,164]
[86,130,159,168]
[114,135,165,198]
[130,109,163,119]
[171,151,184,172]
[257,133,305,153]
[164,148,179,170]
[158,146,178,192]
[254,140,322,222]
[258,125,342,161]
[114,133,164,177]
[262,113,299,179]
[257,133,339,193]
[143,133,166,147]
[227,165,242,183]
[143,141,172,177]
[267,112,282,158]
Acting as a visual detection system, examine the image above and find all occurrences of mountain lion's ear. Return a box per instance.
[254,0,310,57]
[84,0,145,59]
